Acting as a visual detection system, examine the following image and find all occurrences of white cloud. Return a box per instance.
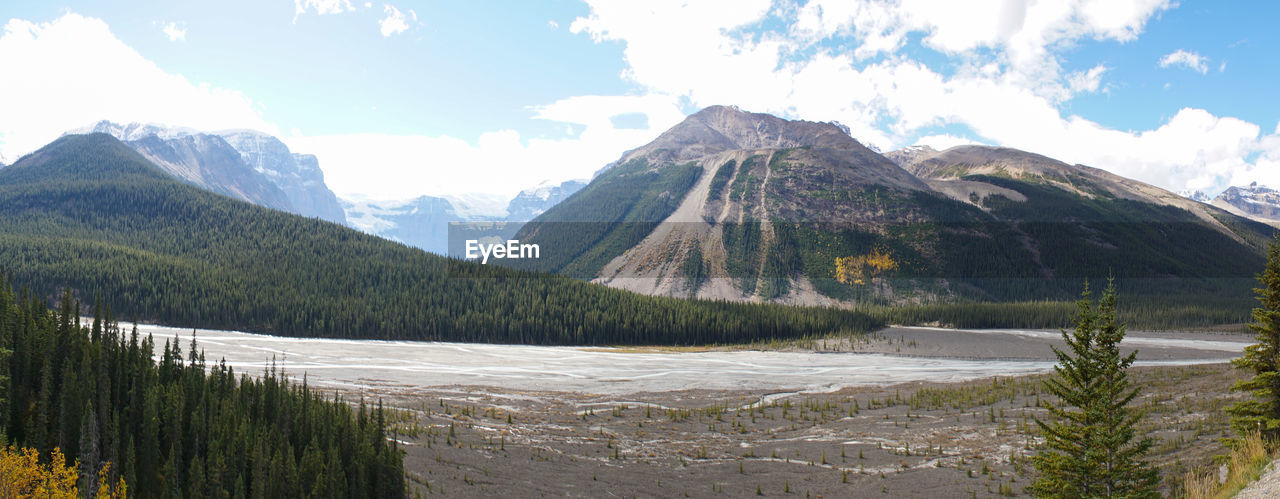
[0,14,275,159]
[567,0,1277,197]
[914,134,983,150]
[286,95,687,200]
[1159,49,1209,74]
[295,0,354,17]
[379,5,416,37]
[1067,64,1108,93]
[161,21,186,42]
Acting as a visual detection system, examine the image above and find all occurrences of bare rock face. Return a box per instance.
[1213,183,1280,226]
[73,121,294,212]
[69,121,348,225]
[128,133,294,211]
[216,130,348,225]
[616,105,868,165]
[882,145,937,168]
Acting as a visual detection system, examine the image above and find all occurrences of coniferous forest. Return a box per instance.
[0,134,881,345]
[0,273,405,496]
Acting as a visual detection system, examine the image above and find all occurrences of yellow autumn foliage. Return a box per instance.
[835,249,898,285]
[0,446,78,498]
[0,446,126,498]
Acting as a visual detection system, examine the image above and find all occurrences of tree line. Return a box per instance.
[0,270,405,497]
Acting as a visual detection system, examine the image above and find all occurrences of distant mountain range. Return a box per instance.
[0,132,871,343]
[68,121,586,253]
[340,179,586,253]
[507,105,1270,306]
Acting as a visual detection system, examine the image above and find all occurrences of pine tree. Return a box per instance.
[78,400,101,494]
[1029,281,1159,497]
[1229,236,1280,439]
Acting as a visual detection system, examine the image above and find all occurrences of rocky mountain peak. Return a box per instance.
[621,105,867,164]
[883,145,938,167]
[1212,183,1280,226]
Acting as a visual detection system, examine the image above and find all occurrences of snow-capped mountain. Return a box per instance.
[504,179,587,221]
[69,121,347,225]
[72,121,294,212]
[342,196,465,254]
[882,145,938,167]
[1177,189,1211,203]
[216,130,347,225]
[341,180,586,254]
[1212,182,1280,226]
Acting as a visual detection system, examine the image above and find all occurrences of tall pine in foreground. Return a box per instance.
[1030,281,1159,498]
[0,270,406,497]
[1229,235,1280,439]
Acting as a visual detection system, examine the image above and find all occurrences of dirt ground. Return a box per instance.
[356,362,1246,498]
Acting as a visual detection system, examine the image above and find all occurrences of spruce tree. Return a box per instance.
[1030,281,1159,497]
[1228,236,1280,439]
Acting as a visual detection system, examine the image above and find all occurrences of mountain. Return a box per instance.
[340,180,587,254]
[1212,182,1280,227]
[75,121,347,225]
[215,129,348,225]
[72,120,294,211]
[341,195,465,254]
[882,145,937,168]
[0,132,876,344]
[505,179,588,221]
[507,105,1270,306]
[1178,189,1211,203]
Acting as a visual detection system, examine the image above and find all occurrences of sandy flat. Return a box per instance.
[122,322,1249,396]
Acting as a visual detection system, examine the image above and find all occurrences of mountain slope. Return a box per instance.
[508,106,1269,306]
[511,105,894,278]
[126,132,295,211]
[0,133,878,344]
[1212,183,1280,227]
[76,121,345,223]
[214,130,349,225]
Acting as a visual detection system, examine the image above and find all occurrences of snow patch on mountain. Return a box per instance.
[505,179,586,221]
[1212,182,1280,226]
[1177,189,1210,203]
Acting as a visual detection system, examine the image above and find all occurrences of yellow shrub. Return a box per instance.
[0,446,78,498]
[835,249,898,286]
[0,446,125,498]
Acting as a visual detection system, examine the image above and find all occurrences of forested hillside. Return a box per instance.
[0,133,879,344]
[0,274,404,496]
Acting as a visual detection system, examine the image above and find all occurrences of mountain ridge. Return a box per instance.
[71,120,347,224]
[0,132,874,344]
[508,105,1269,307]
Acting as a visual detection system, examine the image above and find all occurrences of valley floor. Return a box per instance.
[125,322,1250,497]
[386,363,1241,497]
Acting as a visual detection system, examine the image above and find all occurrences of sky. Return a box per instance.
[1,1,1278,204]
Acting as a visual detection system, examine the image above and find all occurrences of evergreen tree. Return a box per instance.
[78,400,100,494]
[1030,281,1159,498]
[1229,236,1280,439]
